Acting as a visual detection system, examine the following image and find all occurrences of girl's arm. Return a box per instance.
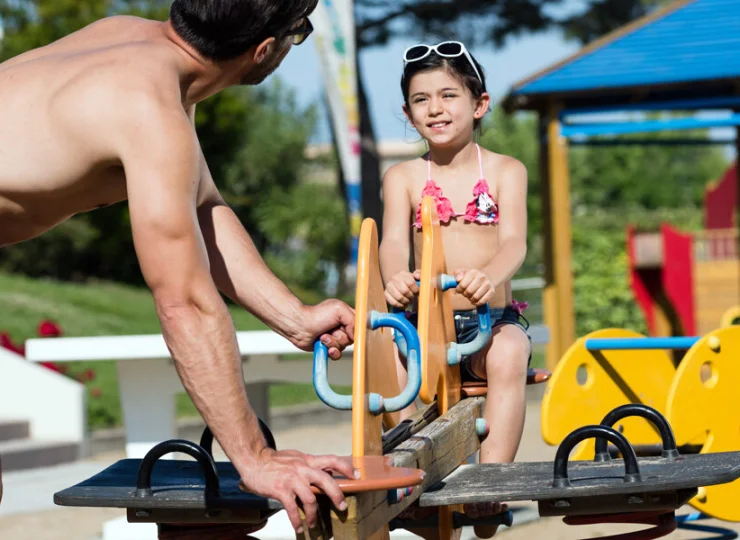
[379,166,415,295]
[484,158,528,288]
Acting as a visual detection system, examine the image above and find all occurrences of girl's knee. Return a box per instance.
[485,326,530,381]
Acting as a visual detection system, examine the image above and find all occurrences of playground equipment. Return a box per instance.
[628,163,740,339]
[542,325,740,522]
[53,197,740,539]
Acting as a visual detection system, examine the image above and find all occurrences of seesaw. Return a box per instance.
[542,326,740,521]
[53,197,740,539]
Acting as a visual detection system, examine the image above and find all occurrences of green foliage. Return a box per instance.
[0,0,170,62]
[255,182,349,294]
[570,132,728,211]
[572,207,704,335]
[354,0,653,48]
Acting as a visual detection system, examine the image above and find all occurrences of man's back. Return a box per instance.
[0,16,183,245]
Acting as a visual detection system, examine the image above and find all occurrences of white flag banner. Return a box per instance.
[312,0,362,271]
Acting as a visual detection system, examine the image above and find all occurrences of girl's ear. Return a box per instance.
[402,103,415,128]
[474,92,491,120]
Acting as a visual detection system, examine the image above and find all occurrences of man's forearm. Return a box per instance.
[198,202,305,340]
[156,292,265,475]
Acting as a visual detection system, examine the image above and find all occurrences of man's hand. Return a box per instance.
[453,269,494,306]
[384,270,421,309]
[239,448,358,533]
[289,300,355,360]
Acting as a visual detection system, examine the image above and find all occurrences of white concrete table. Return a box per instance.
[26,330,354,458]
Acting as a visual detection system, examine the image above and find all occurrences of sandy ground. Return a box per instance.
[1,402,737,540]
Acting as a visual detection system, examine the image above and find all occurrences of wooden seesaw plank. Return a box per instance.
[419,452,740,514]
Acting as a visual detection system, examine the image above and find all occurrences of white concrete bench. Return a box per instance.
[25,331,354,458]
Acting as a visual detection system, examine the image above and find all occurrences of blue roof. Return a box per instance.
[505,0,740,109]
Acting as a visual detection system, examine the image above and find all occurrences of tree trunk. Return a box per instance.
[324,94,351,296]
[355,50,384,238]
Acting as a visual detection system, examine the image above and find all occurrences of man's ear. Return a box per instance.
[474,92,491,120]
[253,37,276,64]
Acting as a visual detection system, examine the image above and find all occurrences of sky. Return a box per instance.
[266,28,580,143]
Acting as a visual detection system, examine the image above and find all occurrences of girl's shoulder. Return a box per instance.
[479,147,527,181]
[383,155,427,185]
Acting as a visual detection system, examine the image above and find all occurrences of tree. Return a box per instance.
[347,0,667,231]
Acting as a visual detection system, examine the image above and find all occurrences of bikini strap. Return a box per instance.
[475,143,484,179]
[427,152,432,181]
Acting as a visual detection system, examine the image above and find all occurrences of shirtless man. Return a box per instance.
[0,0,357,533]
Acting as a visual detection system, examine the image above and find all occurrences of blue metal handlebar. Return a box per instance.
[392,274,492,365]
[313,311,422,414]
[313,341,353,410]
[439,274,492,358]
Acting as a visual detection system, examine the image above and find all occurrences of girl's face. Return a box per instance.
[403,68,489,147]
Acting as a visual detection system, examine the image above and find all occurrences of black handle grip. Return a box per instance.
[553,425,641,488]
[200,418,276,458]
[595,404,679,461]
[136,439,219,498]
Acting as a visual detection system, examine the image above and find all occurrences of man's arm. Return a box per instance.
[187,108,353,358]
[121,99,266,474]
[119,97,354,531]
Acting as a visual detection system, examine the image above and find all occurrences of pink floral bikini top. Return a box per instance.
[413,144,499,229]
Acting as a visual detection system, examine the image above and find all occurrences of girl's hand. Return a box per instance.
[384,270,421,308]
[453,269,494,306]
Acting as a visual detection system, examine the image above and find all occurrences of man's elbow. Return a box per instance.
[150,278,223,322]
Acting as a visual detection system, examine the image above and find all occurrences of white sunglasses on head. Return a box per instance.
[402,41,483,84]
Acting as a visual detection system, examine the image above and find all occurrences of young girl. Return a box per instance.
[379,41,531,539]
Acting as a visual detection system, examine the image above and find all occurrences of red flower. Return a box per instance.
[38,320,62,337]
[91,388,102,399]
[1,332,26,355]
[40,361,64,374]
[85,368,96,381]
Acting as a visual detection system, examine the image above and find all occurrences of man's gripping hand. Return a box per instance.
[240,449,358,533]
[289,300,355,360]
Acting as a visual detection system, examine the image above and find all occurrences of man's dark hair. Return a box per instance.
[170,0,318,61]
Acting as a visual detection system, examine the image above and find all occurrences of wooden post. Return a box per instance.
[539,115,560,371]
[545,105,575,368]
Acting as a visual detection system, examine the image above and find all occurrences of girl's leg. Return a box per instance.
[478,324,530,463]
[466,323,530,538]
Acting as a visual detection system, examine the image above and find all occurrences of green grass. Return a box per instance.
[0,271,548,430]
[0,272,327,429]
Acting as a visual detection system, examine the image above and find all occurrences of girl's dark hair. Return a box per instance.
[170,0,318,61]
[401,49,488,131]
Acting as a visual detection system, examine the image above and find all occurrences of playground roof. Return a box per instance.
[502,0,740,113]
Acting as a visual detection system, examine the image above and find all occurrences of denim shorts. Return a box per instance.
[403,306,532,383]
